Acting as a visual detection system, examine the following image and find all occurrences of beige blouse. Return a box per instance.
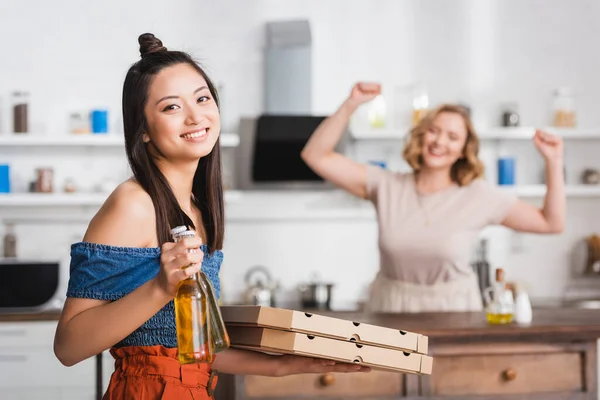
[366,165,518,285]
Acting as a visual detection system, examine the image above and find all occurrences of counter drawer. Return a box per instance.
[244,371,402,398]
[0,348,94,388]
[0,321,58,348]
[429,350,583,396]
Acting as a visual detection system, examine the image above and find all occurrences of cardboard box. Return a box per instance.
[228,326,433,375]
[221,305,428,355]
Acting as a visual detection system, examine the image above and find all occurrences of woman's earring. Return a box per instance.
[142,133,150,143]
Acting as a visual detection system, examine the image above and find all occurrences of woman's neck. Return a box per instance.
[415,168,454,194]
[156,159,198,214]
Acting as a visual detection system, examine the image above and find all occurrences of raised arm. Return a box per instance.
[501,130,565,234]
[301,82,381,199]
[53,182,203,366]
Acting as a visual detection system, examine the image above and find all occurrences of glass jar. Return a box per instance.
[552,87,576,128]
[69,112,90,134]
[368,95,387,128]
[12,91,29,133]
[412,86,429,126]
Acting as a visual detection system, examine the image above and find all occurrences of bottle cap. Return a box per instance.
[170,225,188,237]
[176,231,196,239]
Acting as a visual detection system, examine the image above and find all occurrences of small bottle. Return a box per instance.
[3,223,17,258]
[514,283,532,325]
[483,268,515,325]
[171,226,213,364]
[172,226,230,353]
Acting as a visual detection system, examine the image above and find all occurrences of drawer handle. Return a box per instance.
[319,373,335,387]
[502,368,517,381]
[0,329,27,337]
[0,355,28,362]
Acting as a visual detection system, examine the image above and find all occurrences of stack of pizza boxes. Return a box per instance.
[220,306,432,375]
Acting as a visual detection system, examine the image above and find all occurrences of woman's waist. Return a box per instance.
[374,270,479,292]
[110,345,216,388]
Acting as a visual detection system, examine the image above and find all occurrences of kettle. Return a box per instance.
[244,266,278,307]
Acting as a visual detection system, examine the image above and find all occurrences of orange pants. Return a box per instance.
[103,346,218,400]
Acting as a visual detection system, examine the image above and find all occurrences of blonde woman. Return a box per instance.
[301,82,565,313]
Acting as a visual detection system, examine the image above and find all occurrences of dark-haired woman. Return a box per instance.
[301,82,566,313]
[53,34,369,400]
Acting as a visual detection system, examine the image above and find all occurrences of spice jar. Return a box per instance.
[12,91,29,133]
[3,223,17,258]
[35,167,54,193]
[552,87,576,128]
[501,103,520,127]
[69,112,90,134]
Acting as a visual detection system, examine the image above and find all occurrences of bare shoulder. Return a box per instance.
[83,180,156,247]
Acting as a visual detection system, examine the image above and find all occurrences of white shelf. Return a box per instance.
[479,127,600,140]
[499,184,600,197]
[350,127,600,140]
[0,190,244,207]
[0,133,240,147]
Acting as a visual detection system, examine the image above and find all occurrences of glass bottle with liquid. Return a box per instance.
[172,226,230,353]
[412,86,429,126]
[483,268,515,324]
[171,227,213,364]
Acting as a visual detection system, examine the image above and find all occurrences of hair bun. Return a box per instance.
[138,33,167,58]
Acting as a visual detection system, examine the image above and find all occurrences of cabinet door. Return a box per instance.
[0,349,94,389]
[421,343,593,398]
[60,387,96,400]
[0,388,61,400]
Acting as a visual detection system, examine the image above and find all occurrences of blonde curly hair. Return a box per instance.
[402,104,484,186]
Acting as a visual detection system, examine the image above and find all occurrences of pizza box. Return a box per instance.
[221,305,428,355]
[227,326,433,375]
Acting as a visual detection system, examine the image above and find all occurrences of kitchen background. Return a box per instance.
[1,0,600,311]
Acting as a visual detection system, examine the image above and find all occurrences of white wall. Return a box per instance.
[1,0,600,309]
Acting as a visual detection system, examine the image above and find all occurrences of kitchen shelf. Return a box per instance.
[0,132,240,147]
[350,127,600,140]
[499,184,600,197]
[0,190,244,207]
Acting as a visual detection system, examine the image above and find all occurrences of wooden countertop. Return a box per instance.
[0,310,62,322]
[2,308,600,342]
[309,308,600,343]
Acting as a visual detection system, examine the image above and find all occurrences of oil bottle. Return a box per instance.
[483,268,515,325]
[172,226,230,353]
[171,226,213,364]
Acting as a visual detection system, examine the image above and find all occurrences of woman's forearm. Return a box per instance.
[212,348,281,377]
[542,158,566,232]
[54,278,171,367]
[301,100,357,164]
[212,348,368,377]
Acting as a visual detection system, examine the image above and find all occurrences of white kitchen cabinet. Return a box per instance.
[0,321,95,399]
[0,388,62,400]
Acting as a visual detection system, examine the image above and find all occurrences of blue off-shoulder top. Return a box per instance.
[66,242,224,349]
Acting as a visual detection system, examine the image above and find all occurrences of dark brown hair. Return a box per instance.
[122,33,224,251]
[402,104,484,186]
